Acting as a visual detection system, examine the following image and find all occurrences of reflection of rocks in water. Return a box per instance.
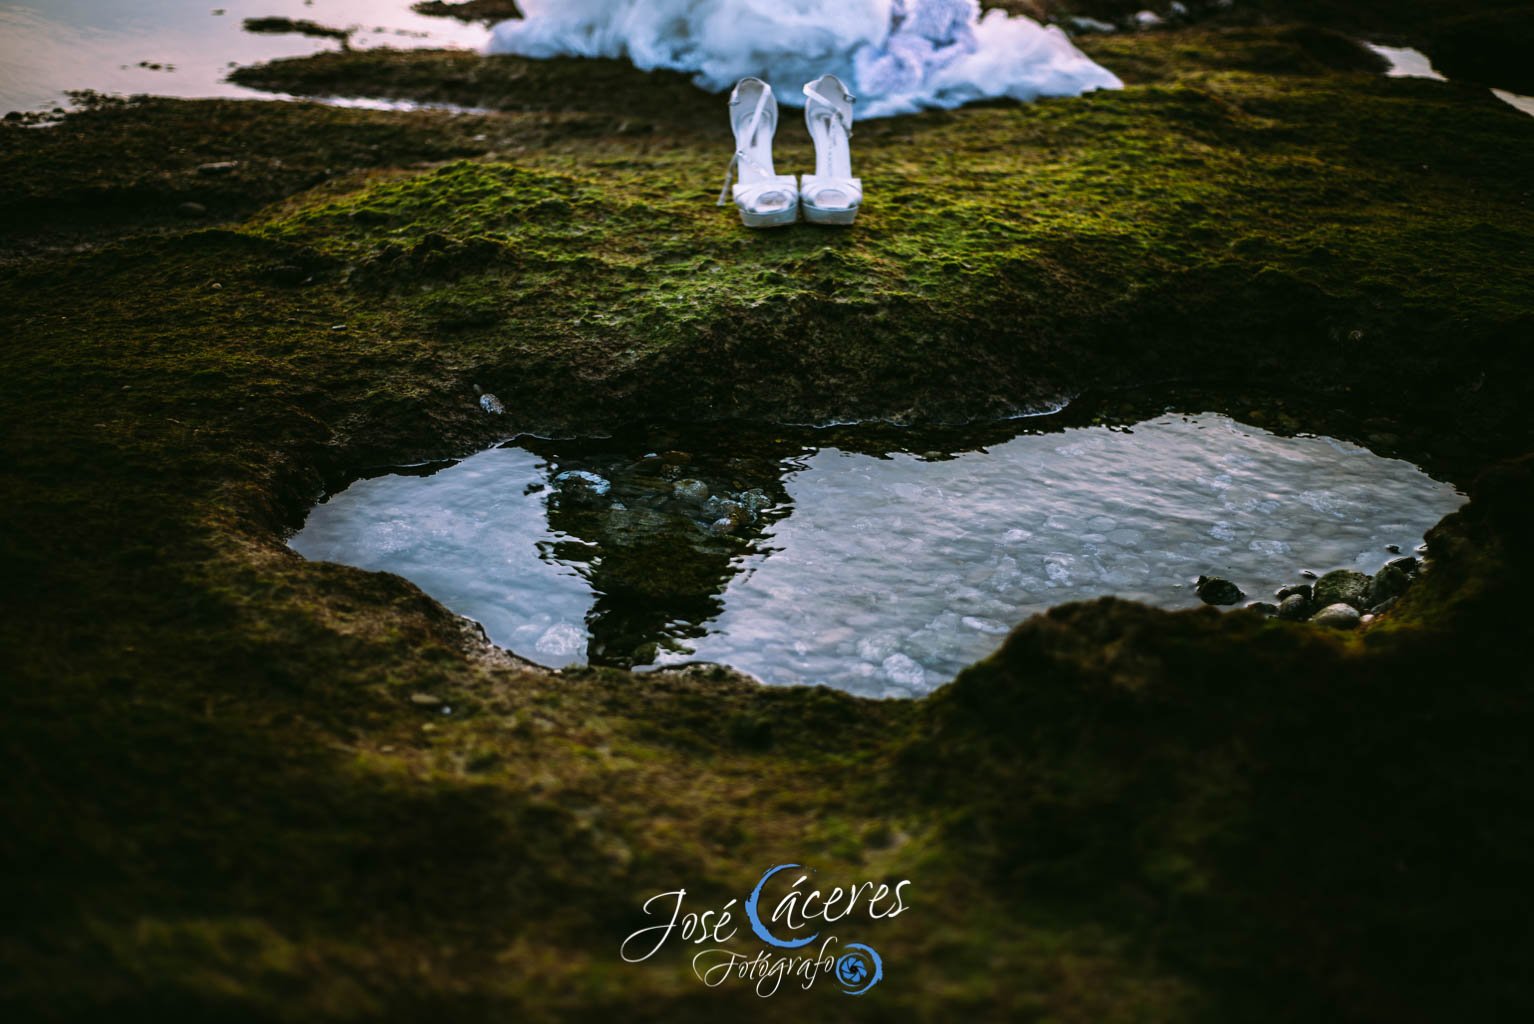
[531,439,794,667]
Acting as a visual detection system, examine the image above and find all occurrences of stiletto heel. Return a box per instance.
[801,74,861,226]
[718,77,799,229]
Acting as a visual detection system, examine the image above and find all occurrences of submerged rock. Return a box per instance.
[1196,575,1245,605]
[881,653,927,689]
[672,478,710,504]
[1313,569,1371,610]
[552,469,611,501]
[739,489,772,514]
[1310,603,1362,629]
[534,622,585,658]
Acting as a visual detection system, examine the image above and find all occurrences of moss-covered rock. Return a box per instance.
[2,16,1533,1023]
[1313,569,1372,610]
[214,28,1534,436]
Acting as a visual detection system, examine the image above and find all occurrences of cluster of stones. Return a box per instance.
[550,453,774,537]
[1197,553,1423,630]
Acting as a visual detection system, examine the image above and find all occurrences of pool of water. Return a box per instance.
[290,413,1464,697]
[0,0,489,114]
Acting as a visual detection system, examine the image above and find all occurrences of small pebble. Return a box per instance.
[409,692,444,708]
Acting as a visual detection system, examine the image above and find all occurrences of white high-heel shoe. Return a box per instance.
[717,77,799,229]
[801,74,861,226]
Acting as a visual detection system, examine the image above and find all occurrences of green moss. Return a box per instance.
[211,32,1534,435]
[2,19,1533,1023]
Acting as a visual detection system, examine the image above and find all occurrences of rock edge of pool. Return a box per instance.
[289,410,1466,696]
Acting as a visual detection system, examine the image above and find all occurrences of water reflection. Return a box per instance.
[0,0,487,114]
[526,437,796,667]
[291,414,1464,697]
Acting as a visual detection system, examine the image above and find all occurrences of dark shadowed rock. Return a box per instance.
[1196,575,1245,605]
[1367,563,1412,606]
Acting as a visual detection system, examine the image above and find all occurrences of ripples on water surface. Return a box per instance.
[291,413,1464,697]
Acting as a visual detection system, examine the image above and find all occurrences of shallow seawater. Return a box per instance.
[291,414,1464,697]
[1366,43,1447,82]
[0,0,488,114]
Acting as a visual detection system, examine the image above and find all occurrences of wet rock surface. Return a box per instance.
[1310,602,1363,629]
[2,7,1533,1023]
[1367,562,1412,606]
[1313,569,1373,610]
[1277,593,1311,620]
[1196,576,1245,605]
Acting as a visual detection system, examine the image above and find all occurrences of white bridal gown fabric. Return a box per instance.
[486,0,1122,118]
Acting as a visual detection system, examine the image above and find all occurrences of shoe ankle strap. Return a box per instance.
[717,85,776,206]
[803,84,854,138]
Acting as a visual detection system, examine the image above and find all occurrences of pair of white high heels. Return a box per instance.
[717,74,862,228]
